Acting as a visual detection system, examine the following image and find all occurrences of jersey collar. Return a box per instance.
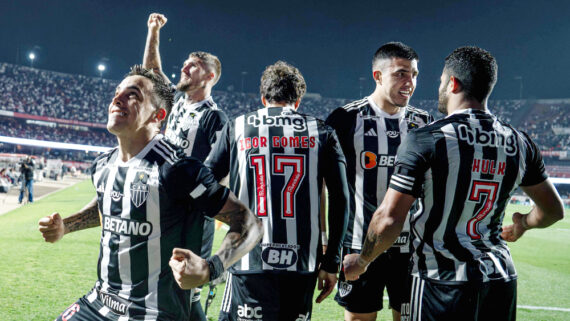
[366,96,406,119]
[182,95,214,110]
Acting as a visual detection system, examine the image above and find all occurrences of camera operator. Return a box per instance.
[18,156,35,204]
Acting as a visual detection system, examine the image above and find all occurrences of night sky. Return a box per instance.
[2,0,569,100]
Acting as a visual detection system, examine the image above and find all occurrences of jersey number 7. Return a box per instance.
[249,154,306,219]
[467,180,499,240]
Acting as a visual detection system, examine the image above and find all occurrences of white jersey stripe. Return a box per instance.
[282,117,298,272]
[351,114,365,249]
[235,116,251,270]
[144,164,161,316]
[376,116,388,214]
[100,164,119,293]
[307,118,320,272]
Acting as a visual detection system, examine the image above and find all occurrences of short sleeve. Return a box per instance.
[519,131,548,186]
[204,122,232,181]
[323,128,346,165]
[202,109,229,146]
[168,158,230,217]
[389,130,432,198]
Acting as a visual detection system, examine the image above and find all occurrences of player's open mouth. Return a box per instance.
[111,109,127,116]
[399,90,412,97]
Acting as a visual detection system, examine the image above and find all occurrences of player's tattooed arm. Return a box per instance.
[38,196,100,243]
[343,189,415,281]
[63,196,101,233]
[143,13,170,83]
[214,192,264,269]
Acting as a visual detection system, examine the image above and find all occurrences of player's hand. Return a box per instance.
[342,253,369,281]
[169,248,209,289]
[501,212,527,242]
[38,213,65,243]
[315,269,337,303]
[147,13,167,30]
[321,244,328,255]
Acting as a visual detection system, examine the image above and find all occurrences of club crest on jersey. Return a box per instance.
[180,112,200,131]
[247,114,307,131]
[338,281,352,297]
[131,172,149,208]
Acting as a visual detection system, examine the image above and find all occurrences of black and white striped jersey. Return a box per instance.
[390,109,547,283]
[87,134,229,320]
[206,107,348,274]
[326,97,433,251]
[165,94,228,161]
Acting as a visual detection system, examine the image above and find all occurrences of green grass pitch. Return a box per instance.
[0,179,568,320]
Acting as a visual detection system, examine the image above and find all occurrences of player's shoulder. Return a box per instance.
[326,98,367,125]
[405,105,432,118]
[92,147,118,168]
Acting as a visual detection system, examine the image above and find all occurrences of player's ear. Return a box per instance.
[154,108,167,122]
[261,96,268,107]
[373,70,382,85]
[294,98,301,109]
[449,76,462,93]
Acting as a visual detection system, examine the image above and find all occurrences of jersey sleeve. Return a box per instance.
[202,109,229,146]
[321,128,349,273]
[389,129,433,198]
[325,107,352,138]
[168,158,230,218]
[204,122,232,181]
[519,131,548,186]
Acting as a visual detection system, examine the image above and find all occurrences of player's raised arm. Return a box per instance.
[143,13,169,83]
[169,192,262,289]
[38,196,99,243]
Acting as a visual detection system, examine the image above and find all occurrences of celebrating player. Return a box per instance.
[205,61,349,321]
[38,66,262,321]
[343,46,564,321]
[143,13,230,320]
[325,42,432,321]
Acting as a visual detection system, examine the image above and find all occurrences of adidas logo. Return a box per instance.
[364,128,377,137]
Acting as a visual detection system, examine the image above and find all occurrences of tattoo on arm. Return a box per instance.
[63,197,100,234]
[214,204,263,269]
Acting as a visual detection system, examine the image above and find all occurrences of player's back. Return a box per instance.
[395,109,545,283]
[222,107,336,274]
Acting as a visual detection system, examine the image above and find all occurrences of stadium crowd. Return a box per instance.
[0,62,568,151]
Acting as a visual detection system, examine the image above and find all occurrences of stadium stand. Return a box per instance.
[0,62,568,177]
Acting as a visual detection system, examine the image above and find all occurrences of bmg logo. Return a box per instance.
[237,304,263,319]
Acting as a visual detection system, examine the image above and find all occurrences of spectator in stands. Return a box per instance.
[18,156,34,203]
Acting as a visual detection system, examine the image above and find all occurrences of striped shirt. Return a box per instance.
[88,134,229,320]
[326,97,433,251]
[165,95,228,161]
[206,107,348,274]
[390,109,547,283]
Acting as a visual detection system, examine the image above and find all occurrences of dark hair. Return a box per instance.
[259,61,306,104]
[443,46,498,103]
[372,42,419,69]
[126,65,174,119]
[189,51,222,86]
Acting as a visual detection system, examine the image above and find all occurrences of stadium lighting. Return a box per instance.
[97,64,106,78]
[171,73,176,79]
[28,52,36,68]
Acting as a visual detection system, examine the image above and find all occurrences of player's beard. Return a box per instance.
[176,79,191,92]
[437,81,449,115]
